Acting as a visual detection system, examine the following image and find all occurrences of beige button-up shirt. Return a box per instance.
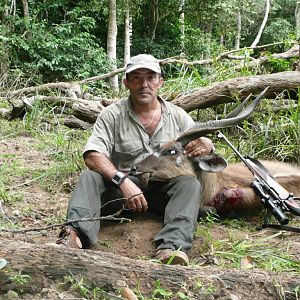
[84,96,195,171]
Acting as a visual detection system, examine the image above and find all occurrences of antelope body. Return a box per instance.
[135,141,300,216]
[133,88,300,216]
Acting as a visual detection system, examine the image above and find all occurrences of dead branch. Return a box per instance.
[235,44,300,70]
[0,214,131,234]
[0,95,108,122]
[0,194,147,234]
[0,82,82,98]
[159,41,297,67]
[63,115,93,130]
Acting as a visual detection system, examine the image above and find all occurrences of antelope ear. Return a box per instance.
[197,153,227,173]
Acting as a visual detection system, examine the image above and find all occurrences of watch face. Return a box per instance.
[113,174,121,182]
[112,172,124,185]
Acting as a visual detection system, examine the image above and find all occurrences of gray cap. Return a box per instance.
[125,54,161,74]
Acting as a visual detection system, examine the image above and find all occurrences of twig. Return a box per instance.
[0,200,15,224]
[0,193,145,234]
[0,214,131,234]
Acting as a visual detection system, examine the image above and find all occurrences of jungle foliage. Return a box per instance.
[0,0,298,85]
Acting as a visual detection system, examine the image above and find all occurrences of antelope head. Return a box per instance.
[132,87,268,187]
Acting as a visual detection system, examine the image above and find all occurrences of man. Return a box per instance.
[57,54,214,266]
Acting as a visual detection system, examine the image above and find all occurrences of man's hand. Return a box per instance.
[119,178,148,213]
[184,137,215,157]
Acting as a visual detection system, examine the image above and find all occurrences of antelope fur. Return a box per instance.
[136,141,300,216]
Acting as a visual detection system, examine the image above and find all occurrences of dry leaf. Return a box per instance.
[121,287,139,300]
[240,255,254,269]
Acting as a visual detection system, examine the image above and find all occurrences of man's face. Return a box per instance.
[123,68,163,105]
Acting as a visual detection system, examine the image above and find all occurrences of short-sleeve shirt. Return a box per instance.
[84,96,195,171]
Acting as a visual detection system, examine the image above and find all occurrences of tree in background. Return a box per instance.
[296,1,300,39]
[0,0,298,87]
[107,0,119,94]
[123,0,132,65]
[0,0,110,84]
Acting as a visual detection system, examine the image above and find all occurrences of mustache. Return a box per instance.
[138,89,151,93]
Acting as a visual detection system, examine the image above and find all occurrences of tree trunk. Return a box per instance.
[1,1,9,22]
[295,1,300,39]
[179,0,185,54]
[220,34,224,47]
[1,241,299,299]
[0,2,10,76]
[10,0,16,16]
[124,0,131,66]
[0,95,108,122]
[235,8,241,49]
[250,0,270,47]
[107,0,119,94]
[21,0,29,18]
[150,0,159,42]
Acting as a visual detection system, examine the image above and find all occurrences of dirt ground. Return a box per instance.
[1,135,300,299]
[0,137,218,256]
[0,136,274,260]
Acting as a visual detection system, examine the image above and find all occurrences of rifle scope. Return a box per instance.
[265,197,289,225]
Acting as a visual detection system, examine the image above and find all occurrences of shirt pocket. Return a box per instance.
[113,140,145,170]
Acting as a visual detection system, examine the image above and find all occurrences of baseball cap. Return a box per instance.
[125,54,161,74]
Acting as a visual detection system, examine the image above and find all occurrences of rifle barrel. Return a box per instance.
[218,131,249,165]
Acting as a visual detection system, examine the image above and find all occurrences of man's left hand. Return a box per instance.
[184,137,214,157]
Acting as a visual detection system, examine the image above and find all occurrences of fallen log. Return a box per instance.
[1,71,299,127]
[0,82,82,98]
[63,115,93,130]
[171,71,300,112]
[0,95,108,122]
[0,241,299,299]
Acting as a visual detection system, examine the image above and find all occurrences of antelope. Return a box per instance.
[132,88,300,217]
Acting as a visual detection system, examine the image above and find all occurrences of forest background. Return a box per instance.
[1,0,300,299]
[0,0,298,86]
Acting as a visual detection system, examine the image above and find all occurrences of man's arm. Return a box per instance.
[84,151,148,213]
[184,137,215,157]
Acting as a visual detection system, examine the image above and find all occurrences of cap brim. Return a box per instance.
[126,64,161,74]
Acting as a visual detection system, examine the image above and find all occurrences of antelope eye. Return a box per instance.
[169,149,177,155]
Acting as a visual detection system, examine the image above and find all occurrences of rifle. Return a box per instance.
[218,132,300,230]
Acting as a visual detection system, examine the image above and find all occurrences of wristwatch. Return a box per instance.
[112,171,127,187]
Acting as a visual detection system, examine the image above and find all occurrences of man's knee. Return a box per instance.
[80,169,103,182]
[78,169,106,190]
[172,175,201,193]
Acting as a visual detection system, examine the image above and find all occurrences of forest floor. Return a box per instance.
[0,124,300,299]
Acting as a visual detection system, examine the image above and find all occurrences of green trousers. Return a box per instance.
[67,170,202,251]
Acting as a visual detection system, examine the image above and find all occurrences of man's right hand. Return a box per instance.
[119,178,148,213]
[84,151,148,212]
